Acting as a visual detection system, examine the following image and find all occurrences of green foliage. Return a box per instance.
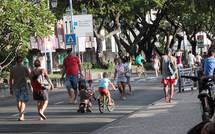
[106,63,115,70]
[92,63,99,69]
[58,64,63,73]
[81,62,92,70]
[0,0,56,73]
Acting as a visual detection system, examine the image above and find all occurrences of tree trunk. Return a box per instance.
[96,38,108,69]
[113,34,126,58]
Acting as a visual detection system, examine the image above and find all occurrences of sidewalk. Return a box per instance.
[91,89,202,134]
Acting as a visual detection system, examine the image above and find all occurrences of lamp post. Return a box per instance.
[45,0,57,74]
[82,7,87,15]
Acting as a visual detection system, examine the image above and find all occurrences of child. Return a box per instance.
[78,84,92,112]
[87,80,96,101]
[98,72,116,105]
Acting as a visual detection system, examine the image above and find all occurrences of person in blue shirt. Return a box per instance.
[98,72,116,105]
[202,46,215,78]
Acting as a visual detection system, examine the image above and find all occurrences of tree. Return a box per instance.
[0,0,55,75]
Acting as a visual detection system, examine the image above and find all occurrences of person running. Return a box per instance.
[98,72,116,105]
[152,55,160,77]
[31,59,54,120]
[135,53,147,76]
[9,56,32,121]
[61,48,84,103]
[196,52,202,67]
[114,58,128,100]
[160,48,178,103]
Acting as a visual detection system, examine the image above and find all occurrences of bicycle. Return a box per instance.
[136,61,147,77]
[98,92,115,113]
[181,75,215,121]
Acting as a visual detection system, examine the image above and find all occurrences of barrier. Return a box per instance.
[178,68,194,92]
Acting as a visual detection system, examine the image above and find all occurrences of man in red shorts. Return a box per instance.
[61,48,84,103]
[160,48,178,103]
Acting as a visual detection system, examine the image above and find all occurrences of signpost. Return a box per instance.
[65,34,76,45]
[197,35,204,48]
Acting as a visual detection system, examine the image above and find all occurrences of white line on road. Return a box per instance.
[54,101,64,105]
[12,112,25,117]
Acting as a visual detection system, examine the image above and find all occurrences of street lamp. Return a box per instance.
[51,0,58,8]
[82,7,87,14]
[65,8,70,15]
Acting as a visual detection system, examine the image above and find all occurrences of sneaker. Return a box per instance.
[165,94,169,103]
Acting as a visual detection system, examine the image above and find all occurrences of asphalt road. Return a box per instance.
[0,72,166,134]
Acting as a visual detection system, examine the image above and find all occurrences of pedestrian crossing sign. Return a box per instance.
[65,34,76,45]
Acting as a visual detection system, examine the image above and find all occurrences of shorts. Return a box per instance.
[33,90,49,100]
[126,76,130,84]
[14,87,29,102]
[161,78,176,85]
[137,63,142,66]
[98,87,110,97]
[65,75,78,90]
[118,76,127,82]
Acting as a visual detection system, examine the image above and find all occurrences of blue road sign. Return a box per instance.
[65,34,76,45]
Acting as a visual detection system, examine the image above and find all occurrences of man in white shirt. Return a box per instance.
[187,51,196,68]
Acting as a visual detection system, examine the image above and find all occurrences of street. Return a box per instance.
[0,72,166,134]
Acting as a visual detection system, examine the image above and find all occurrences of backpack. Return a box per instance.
[168,56,177,76]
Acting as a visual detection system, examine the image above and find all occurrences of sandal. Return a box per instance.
[165,94,169,103]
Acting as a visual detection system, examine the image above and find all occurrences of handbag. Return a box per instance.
[124,64,131,77]
[37,69,50,90]
[168,56,177,76]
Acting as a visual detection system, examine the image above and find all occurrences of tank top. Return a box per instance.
[162,55,175,79]
[153,59,159,67]
[12,64,27,89]
[176,55,182,64]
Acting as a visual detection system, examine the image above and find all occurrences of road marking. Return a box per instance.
[12,112,25,117]
[54,101,64,105]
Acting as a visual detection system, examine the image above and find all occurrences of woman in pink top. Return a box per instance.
[114,58,128,100]
[196,52,202,66]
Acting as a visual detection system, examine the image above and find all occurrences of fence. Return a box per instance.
[178,67,203,92]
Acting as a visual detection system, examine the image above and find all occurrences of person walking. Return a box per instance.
[196,52,202,67]
[114,58,128,100]
[160,48,178,103]
[125,53,132,69]
[9,56,32,121]
[176,49,183,68]
[31,60,53,120]
[187,51,196,68]
[61,48,84,103]
[152,55,160,77]
[123,58,132,94]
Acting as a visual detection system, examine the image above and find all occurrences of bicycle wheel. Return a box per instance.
[200,97,210,121]
[107,99,115,112]
[98,97,105,113]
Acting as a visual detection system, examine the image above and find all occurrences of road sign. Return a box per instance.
[63,14,93,37]
[65,34,76,45]
[197,35,204,48]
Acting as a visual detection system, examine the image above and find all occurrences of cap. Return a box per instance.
[166,48,172,53]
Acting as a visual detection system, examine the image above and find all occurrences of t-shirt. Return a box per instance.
[188,53,195,65]
[115,64,126,77]
[63,56,80,75]
[196,55,202,62]
[202,57,215,76]
[99,78,109,89]
[136,56,143,65]
[12,64,27,89]
[79,90,88,102]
